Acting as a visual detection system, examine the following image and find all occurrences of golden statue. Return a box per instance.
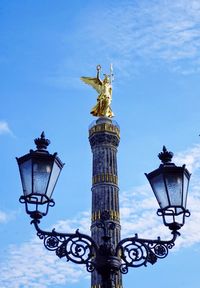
[81,65,114,118]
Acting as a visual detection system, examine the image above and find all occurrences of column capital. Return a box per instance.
[89,117,120,148]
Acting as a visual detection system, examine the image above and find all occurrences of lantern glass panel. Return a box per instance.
[19,159,32,196]
[33,159,52,199]
[183,173,189,208]
[149,173,169,209]
[46,161,61,199]
[165,171,182,207]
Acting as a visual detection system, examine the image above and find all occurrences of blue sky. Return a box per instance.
[1,0,200,287]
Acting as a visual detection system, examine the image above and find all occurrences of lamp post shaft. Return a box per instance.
[89,117,122,288]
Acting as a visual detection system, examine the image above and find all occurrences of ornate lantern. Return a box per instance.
[16,132,64,219]
[145,146,191,231]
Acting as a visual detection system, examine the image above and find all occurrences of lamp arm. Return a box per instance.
[116,230,180,273]
[31,219,98,273]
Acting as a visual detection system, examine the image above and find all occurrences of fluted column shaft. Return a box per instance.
[89,117,122,288]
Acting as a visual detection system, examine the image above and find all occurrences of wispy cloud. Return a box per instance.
[0,121,13,136]
[79,0,200,75]
[48,1,200,90]
[53,211,91,233]
[0,211,8,223]
[174,144,200,172]
[0,212,90,288]
[0,210,19,224]
[1,144,200,287]
[0,238,88,288]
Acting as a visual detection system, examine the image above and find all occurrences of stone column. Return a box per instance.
[89,117,122,288]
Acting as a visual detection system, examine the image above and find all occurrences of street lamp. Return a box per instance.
[17,128,191,288]
[16,132,64,220]
[145,145,191,231]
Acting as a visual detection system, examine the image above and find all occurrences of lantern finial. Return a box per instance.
[34,132,50,150]
[158,146,173,164]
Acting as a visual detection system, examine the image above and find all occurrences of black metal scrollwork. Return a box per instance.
[32,218,179,277]
[33,220,97,272]
[116,231,179,273]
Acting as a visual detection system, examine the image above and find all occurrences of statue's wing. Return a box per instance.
[80,77,102,93]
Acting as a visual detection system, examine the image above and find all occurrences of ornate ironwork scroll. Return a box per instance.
[116,231,179,273]
[32,219,97,273]
[31,218,180,277]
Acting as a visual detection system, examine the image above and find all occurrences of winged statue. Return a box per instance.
[80,65,114,118]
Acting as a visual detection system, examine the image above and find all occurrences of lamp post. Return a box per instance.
[17,121,191,288]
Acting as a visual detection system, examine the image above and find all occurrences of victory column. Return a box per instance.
[81,65,122,288]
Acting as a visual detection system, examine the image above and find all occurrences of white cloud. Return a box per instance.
[79,0,200,75]
[0,211,8,223]
[0,121,13,136]
[0,212,91,288]
[0,238,89,288]
[53,211,90,233]
[174,144,200,172]
[48,1,200,90]
[0,210,19,224]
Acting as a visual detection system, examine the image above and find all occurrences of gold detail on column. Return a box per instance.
[118,247,122,258]
[98,210,101,220]
[92,210,120,222]
[110,210,114,220]
[92,174,118,184]
[89,123,120,138]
